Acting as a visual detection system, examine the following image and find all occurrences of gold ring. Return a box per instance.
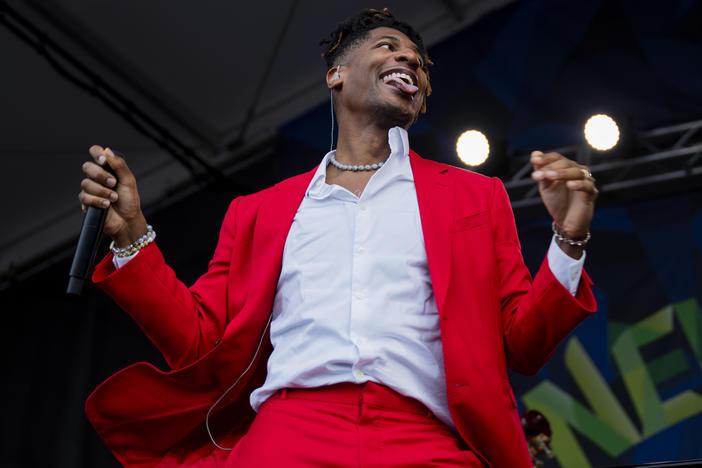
[580,168,590,179]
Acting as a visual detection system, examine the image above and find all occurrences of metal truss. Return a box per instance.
[504,119,702,211]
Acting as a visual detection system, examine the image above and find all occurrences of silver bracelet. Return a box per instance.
[552,221,590,247]
[110,224,156,258]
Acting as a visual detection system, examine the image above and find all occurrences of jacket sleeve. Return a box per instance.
[92,197,241,370]
[488,178,597,375]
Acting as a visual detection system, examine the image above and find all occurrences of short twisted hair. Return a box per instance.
[320,8,433,113]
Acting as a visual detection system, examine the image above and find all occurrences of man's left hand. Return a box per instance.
[530,151,598,254]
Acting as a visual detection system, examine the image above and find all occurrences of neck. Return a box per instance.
[334,117,402,166]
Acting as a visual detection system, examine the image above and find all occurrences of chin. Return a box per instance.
[373,99,417,129]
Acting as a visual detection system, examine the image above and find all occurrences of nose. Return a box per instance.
[395,47,423,69]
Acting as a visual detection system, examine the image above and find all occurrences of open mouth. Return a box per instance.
[380,68,419,96]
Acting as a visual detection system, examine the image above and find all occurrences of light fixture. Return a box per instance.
[456,130,490,166]
[584,114,620,151]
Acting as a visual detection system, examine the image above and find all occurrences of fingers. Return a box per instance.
[78,190,112,209]
[531,150,593,179]
[80,144,133,212]
[103,147,135,186]
[79,175,119,209]
[89,145,106,164]
[530,150,597,198]
[82,160,117,188]
[532,166,594,182]
[566,179,599,197]
[87,145,135,187]
[81,177,118,202]
[531,150,584,167]
[530,150,561,168]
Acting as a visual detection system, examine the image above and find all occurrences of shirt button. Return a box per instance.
[354,291,365,300]
[353,367,365,379]
[571,272,578,281]
[357,246,366,254]
[359,203,368,211]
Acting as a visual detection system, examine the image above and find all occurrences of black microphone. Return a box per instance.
[66,150,122,296]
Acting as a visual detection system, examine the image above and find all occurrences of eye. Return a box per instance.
[378,42,393,50]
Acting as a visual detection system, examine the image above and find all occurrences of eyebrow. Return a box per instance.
[375,35,423,58]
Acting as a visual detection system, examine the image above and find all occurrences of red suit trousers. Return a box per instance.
[226,382,483,467]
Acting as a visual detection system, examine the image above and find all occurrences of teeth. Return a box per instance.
[382,72,414,85]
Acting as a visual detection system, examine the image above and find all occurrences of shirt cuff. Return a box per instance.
[112,250,139,269]
[547,235,586,296]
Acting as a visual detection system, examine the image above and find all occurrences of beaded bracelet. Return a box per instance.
[110,224,156,258]
[552,221,590,247]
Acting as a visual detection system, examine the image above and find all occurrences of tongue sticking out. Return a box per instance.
[384,76,418,95]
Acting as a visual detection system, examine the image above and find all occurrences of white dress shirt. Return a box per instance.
[114,127,585,430]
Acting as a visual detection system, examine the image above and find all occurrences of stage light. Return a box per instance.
[584,114,619,150]
[456,130,490,166]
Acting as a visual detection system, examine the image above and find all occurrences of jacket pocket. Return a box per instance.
[453,211,488,232]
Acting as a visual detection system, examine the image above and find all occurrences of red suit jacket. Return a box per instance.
[86,151,596,467]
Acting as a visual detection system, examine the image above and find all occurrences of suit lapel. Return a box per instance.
[410,150,454,314]
[251,169,316,291]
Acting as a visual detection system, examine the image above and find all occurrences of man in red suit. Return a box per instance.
[79,9,597,468]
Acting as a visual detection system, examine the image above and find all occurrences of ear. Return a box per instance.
[326,66,342,90]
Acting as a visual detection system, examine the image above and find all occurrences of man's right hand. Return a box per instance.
[79,145,148,247]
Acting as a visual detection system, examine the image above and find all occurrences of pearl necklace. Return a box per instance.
[329,153,383,171]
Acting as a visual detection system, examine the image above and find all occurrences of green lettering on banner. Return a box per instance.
[611,305,674,436]
[648,349,689,384]
[674,298,702,368]
[521,299,702,467]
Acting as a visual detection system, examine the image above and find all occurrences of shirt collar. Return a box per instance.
[306,126,411,198]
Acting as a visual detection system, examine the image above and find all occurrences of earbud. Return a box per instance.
[332,65,340,81]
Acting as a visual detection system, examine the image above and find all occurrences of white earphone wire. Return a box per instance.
[329,65,340,152]
[330,89,335,152]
